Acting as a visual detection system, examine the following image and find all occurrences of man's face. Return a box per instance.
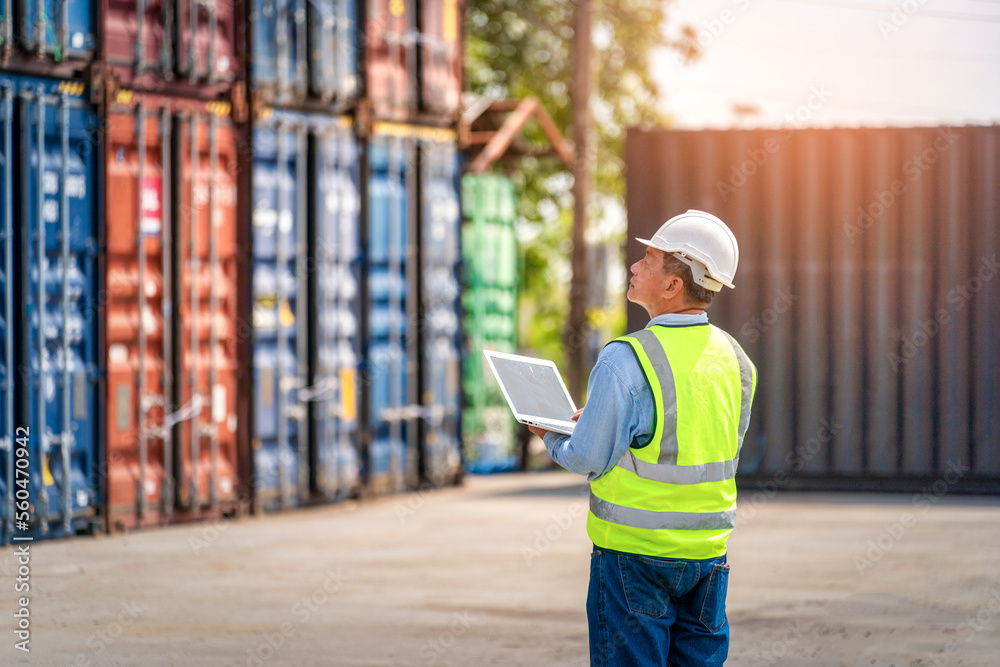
[627,246,668,310]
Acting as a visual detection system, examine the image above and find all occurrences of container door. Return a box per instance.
[104,0,237,94]
[175,0,238,84]
[308,0,359,104]
[311,122,361,499]
[251,0,308,104]
[176,112,240,516]
[105,105,175,530]
[419,0,460,116]
[17,0,95,60]
[366,134,417,492]
[419,139,461,484]
[252,118,308,510]
[0,85,15,544]
[104,0,172,81]
[366,0,412,121]
[461,174,518,473]
[20,83,100,539]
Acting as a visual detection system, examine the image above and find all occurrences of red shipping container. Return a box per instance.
[420,0,461,117]
[105,91,245,530]
[102,0,244,99]
[366,0,414,121]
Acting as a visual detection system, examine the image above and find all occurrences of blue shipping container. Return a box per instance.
[11,0,95,61]
[419,139,462,485]
[3,75,101,543]
[250,0,358,106]
[252,113,309,511]
[366,134,418,493]
[311,119,362,500]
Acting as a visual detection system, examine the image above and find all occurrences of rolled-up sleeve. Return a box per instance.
[542,343,653,481]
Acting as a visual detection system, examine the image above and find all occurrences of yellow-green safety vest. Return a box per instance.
[587,323,757,560]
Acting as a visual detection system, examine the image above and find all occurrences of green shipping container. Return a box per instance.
[461,174,519,473]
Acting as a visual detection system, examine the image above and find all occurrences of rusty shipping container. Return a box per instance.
[625,125,1000,492]
[418,0,461,118]
[105,90,248,530]
[365,0,462,124]
[102,0,246,100]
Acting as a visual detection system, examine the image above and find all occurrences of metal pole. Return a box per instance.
[566,0,592,404]
[35,91,48,534]
[160,107,174,516]
[275,123,288,508]
[188,116,199,512]
[207,115,219,509]
[295,125,308,504]
[2,86,13,542]
[59,95,72,532]
[136,104,148,520]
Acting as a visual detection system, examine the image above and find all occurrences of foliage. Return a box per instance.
[466,0,698,366]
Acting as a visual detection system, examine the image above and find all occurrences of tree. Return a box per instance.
[466,0,698,373]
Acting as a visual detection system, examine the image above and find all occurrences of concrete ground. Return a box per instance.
[2,471,999,666]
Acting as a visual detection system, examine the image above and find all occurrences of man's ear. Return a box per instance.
[661,274,684,300]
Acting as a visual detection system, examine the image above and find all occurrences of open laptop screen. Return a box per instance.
[489,356,576,421]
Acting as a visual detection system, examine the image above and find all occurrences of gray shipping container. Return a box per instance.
[626,126,1000,492]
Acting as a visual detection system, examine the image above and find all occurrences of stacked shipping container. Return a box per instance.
[0,0,467,541]
[626,126,1000,492]
[0,76,102,542]
[460,173,518,473]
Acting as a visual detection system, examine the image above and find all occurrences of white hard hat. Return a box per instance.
[636,210,739,291]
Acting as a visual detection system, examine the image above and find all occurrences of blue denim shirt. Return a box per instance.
[542,312,710,481]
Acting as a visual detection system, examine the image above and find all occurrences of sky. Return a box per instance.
[652,0,1000,129]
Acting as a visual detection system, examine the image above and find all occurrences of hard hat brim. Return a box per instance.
[634,238,735,289]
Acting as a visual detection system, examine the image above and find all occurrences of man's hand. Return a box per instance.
[528,408,584,439]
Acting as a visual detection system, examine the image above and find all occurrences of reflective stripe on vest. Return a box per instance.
[587,323,756,559]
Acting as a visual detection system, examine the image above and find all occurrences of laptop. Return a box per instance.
[483,350,578,435]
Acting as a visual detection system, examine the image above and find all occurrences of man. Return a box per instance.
[529,210,756,666]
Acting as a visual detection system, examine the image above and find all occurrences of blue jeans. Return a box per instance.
[587,546,730,667]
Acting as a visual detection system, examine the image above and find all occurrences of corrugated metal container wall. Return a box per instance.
[0,84,13,543]
[174,98,242,516]
[625,126,1000,492]
[310,117,362,500]
[252,111,309,510]
[103,0,242,98]
[8,0,96,62]
[418,136,461,485]
[365,130,418,493]
[105,91,242,530]
[418,0,460,117]
[365,0,413,122]
[250,0,359,108]
[10,76,101,541]
[460,173,518,473]
[105,97,174,529]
